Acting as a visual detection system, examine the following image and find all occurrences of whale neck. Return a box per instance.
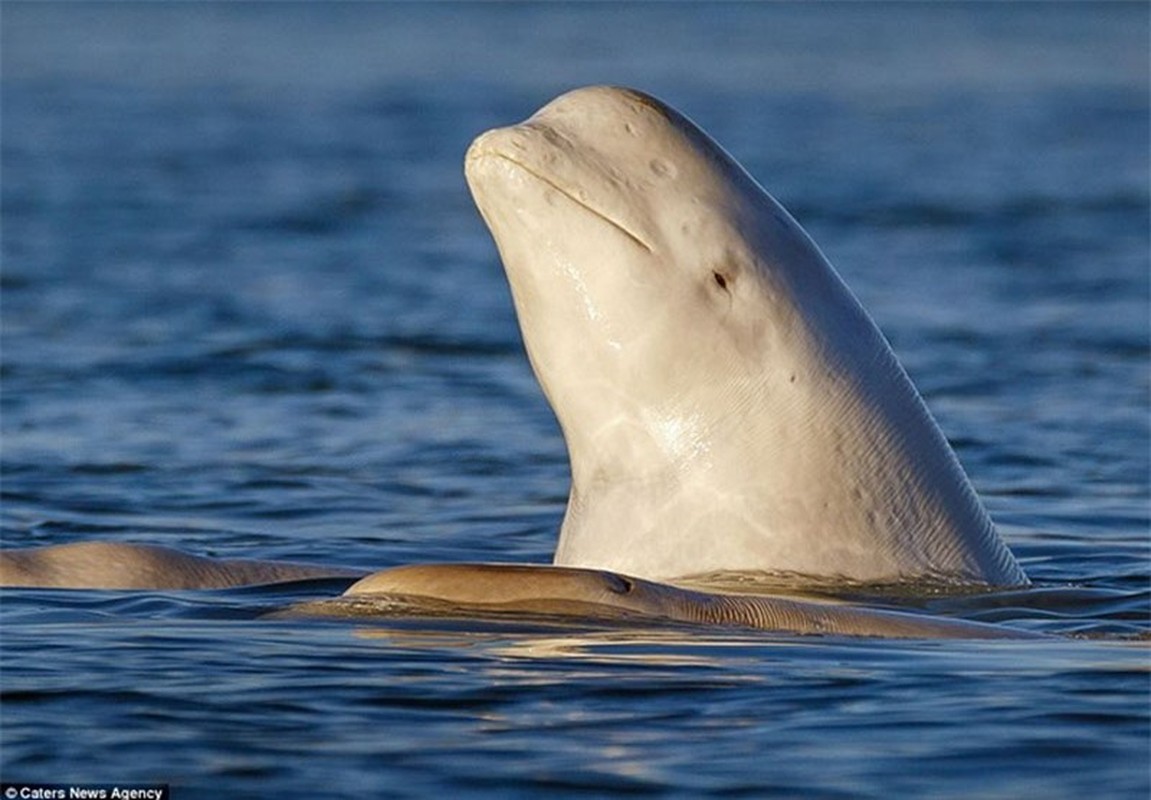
[552,300,1016,586]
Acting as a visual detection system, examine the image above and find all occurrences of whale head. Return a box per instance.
[464,86,1025,586]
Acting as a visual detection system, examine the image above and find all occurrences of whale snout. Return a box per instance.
[464,126,525,173]
[464,113,660,258]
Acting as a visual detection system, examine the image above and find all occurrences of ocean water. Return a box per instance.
[2,3,1148,798]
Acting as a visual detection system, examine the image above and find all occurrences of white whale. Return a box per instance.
[0,86,1030,638]
[465,85,1026,586]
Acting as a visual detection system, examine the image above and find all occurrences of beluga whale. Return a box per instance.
[463,85,1026,587]
[0,86,1031,638]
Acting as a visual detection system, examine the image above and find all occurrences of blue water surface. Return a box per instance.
[2,3,1148,799]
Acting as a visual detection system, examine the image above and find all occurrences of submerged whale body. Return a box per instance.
[331,563,1038,639]
[0,86,1030,638]
[0,541,359,590]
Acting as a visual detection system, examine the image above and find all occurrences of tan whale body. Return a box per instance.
[0,541,359,590]
[0,86,1035,639]
[337,563,1040,639]
[0,545,1040,639]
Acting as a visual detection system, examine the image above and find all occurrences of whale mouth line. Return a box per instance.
[489,153,655,254]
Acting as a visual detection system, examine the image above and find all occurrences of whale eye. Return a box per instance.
[712,271,730,291]
[606,574,635,594]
